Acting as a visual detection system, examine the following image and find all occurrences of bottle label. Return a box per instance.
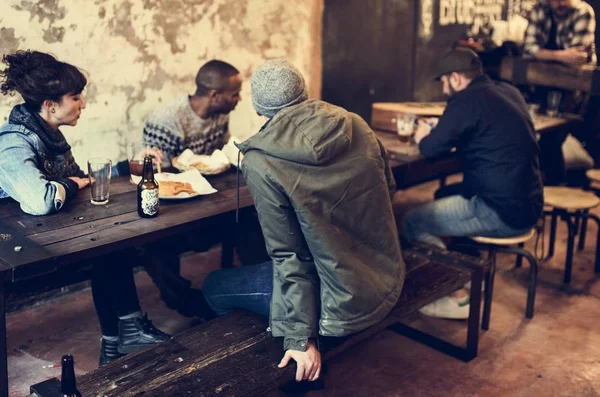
[141,189,159,216]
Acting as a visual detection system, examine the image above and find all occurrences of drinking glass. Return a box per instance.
[396,113,416,145]
[547,91,561,117]
[527,103,540,123]
[127,143,145,184]
[127,143,163,183]
[88,158,112,205]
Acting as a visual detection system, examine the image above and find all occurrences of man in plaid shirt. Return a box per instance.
[524,0,596,65]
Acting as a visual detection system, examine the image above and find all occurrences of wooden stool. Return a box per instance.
[544,186,600,284]
[470,229,537,330]
[586,169,600,183]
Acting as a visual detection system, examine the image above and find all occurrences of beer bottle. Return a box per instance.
[61,355,82,397]
[137,156,159,218]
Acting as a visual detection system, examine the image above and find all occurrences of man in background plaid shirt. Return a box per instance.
[524,0,596,66]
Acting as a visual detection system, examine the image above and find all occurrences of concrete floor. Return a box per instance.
[6,177,600,396]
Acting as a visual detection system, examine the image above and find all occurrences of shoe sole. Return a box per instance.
[118,342,167,354]
[419,307,470,320]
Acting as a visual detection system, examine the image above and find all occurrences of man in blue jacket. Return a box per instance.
[403,48,543,319]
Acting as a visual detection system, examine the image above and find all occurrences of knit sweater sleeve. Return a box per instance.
[143,121,182,163]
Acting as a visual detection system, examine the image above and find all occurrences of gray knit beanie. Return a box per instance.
[251,59,308,118]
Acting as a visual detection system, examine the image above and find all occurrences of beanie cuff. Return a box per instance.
[253,90,308,118]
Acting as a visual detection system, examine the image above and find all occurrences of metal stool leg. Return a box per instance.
[517,249,538,319]
[497,245,539,319]
[578,210,590,252]
[563,213,577,284]
[548,209,558,258]
[482,248,496,331]
[515,242,524,268]
[573,212,581,236]
[585,213,600,273]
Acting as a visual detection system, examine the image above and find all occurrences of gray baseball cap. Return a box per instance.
[435,47,482,80]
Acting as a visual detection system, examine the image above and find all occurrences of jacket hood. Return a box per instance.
[237,100,352,166]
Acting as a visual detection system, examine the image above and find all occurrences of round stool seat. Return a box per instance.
[587,169,600,183]
[544,186,600,210]
[470,228,536,246]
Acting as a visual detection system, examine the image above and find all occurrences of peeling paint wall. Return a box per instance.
[0,0,323,164]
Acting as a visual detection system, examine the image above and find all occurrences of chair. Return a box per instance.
[469,229,538,330]
[543,186,600,284]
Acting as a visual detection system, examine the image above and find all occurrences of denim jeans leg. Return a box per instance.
[402,195,529,248]
[202,261,273,317]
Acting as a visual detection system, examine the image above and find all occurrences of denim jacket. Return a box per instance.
[0,121,86,215]
[0,105,126,215]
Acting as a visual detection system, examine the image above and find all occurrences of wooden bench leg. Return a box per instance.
[389,267,483,363]
[0,280,8,397]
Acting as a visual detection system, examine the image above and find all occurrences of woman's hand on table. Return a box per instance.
[68,176,90,190]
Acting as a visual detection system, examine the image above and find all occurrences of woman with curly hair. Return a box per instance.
[0,50,170,365]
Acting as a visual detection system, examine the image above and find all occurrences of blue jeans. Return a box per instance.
[402,194,531,249]
[203,261,273,317]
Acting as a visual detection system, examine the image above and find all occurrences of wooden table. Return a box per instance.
[373,102,582,189]
[0,170,253,397]
[0,111,582,394]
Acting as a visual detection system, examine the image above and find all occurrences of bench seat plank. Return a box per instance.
[78,249,475,396]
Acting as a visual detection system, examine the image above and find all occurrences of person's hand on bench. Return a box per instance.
[278,340,322,382]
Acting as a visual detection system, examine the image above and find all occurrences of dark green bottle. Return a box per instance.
[137,156,159,218]
[61,355,82,397]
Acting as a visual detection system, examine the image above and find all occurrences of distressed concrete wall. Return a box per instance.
[0,0,323,164]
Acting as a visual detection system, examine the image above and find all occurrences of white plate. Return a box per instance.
[159,191,212,200]
[131,170,218,200]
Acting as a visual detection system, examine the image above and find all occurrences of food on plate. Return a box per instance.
[158,181,196,196]
[189,160,214,173]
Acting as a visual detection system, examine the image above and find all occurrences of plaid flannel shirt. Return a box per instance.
[523,0,597,64]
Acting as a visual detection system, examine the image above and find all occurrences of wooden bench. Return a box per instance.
[75,245,488,396]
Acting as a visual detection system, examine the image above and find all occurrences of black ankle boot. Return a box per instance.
[99,338,126,366]
[118,314,171,354]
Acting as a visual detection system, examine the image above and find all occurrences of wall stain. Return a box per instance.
[98,6,106,19]
[42,26,65,43]
[13,0,66,24]
[108,1,151,61]
[148,0,210,54]
[13,0,67,44]
[85,82,98,104]
[0,27,20,55]
[152,12,187,54]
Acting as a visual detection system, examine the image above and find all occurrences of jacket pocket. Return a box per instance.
[42,155,67,178]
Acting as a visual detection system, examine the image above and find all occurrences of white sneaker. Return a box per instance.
[419,295,470,319]
[463,281,485,292]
